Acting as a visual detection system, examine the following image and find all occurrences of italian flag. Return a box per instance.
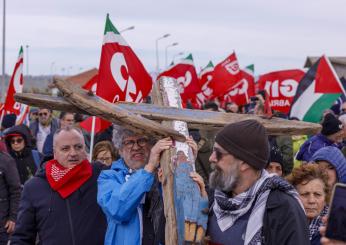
[289,55,345,123]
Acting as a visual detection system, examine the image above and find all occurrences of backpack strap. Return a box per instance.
[31,150,41,168]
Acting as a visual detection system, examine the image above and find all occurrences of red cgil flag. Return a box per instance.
[158,54,201,107]
[208,52,242,99]
[2,46,24,116]
[81,14,153,133]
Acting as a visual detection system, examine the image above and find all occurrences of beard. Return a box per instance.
[209,164,240,193]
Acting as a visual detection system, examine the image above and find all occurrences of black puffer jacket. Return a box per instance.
[0,152,21,233]
[11,163,107,245]
[4,125,42,184]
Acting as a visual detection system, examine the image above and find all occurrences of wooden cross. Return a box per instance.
[15,76,321,244]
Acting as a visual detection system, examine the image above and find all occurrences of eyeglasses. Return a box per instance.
[11,138,24,144]
[39,112,48,117]
[122,137,149,149]
[212,147,229,161]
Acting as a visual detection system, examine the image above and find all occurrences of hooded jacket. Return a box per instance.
[11,162,107,245]
[296,134,340,162]
[311,146,346,184]
[4,125,42,184]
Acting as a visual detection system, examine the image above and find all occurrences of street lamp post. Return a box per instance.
[165,42,178,68]
[1,0,6,102]
[172,52,184,64]
[119,26,135,33]
[155,33,170,73]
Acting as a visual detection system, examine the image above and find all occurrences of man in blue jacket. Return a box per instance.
[11,126,106,245]
[97,125,173,245]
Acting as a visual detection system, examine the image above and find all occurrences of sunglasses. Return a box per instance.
[212,147,229,161]
[11,138,24,144]
[122,137,149,149]
[39,112,48,116]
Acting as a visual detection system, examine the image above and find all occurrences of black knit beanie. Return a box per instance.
[321,113,343,136]
[215,120,269,170]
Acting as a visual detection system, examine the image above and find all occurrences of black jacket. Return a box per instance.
[208,189,310,245]
[11,163,107,245]
[262,189,309,245]
[0,152,21,233]
[4,125,42,185]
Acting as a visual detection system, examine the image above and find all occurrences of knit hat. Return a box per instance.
[1,114,17,129]
[268,146,284,167]
[311,146,346,184]
[215,120,269,170]
[321,113,343,136]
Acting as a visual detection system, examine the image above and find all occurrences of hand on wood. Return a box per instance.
[146,137,173,172]
[190,172,207,198]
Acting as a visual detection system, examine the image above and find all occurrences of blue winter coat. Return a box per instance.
[296,134,340,162]
[97,158,155,245]
[11,163,107,245]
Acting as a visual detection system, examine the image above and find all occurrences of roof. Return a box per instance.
[304,57,346,78]
[66,68,98,87]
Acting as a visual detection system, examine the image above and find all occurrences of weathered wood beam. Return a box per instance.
[52,77,186,142]
[152,78,179,245]
[15,92,321,136]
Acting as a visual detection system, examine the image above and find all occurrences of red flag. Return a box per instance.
[208,52,242,98]
[3,46,24,115]
[257,69,305,114]
[195,61,214,108]
[315,55,344,93]
[81,15,153,133]
[82,73,99,93]
[223,66,255,106]
[158,54,201,106]
[97,15,152,103]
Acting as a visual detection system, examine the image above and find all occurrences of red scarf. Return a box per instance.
[46,159,92,199]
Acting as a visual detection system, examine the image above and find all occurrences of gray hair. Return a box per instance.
[112,124,137,149]
[112,124,156,149]
[53,126,84,148]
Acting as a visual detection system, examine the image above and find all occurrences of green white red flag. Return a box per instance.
[158,54,201,106]
[81,14,153,132]
[289,55,345,122]
[257,69,305,114]
[2,46,24,115]
[97,14,152,102]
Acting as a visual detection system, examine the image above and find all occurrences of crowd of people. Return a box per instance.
[0,95,346,245]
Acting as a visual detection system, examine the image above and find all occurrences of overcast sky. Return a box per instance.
[3,0,346,76]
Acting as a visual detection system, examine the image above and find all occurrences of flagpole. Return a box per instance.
[88,115,96,162]
[1,0,6,103]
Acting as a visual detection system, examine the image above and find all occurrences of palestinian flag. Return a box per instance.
[289,55,345,122]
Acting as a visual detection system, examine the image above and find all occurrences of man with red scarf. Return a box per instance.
[11,127,107,245]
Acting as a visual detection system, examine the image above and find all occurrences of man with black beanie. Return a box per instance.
[207,120,309,245]
[296,113,344,162]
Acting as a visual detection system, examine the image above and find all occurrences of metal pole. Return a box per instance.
[119,26,135,33]
[155,34,170,73]
[165,42,178,68]
[1,0,6,102]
